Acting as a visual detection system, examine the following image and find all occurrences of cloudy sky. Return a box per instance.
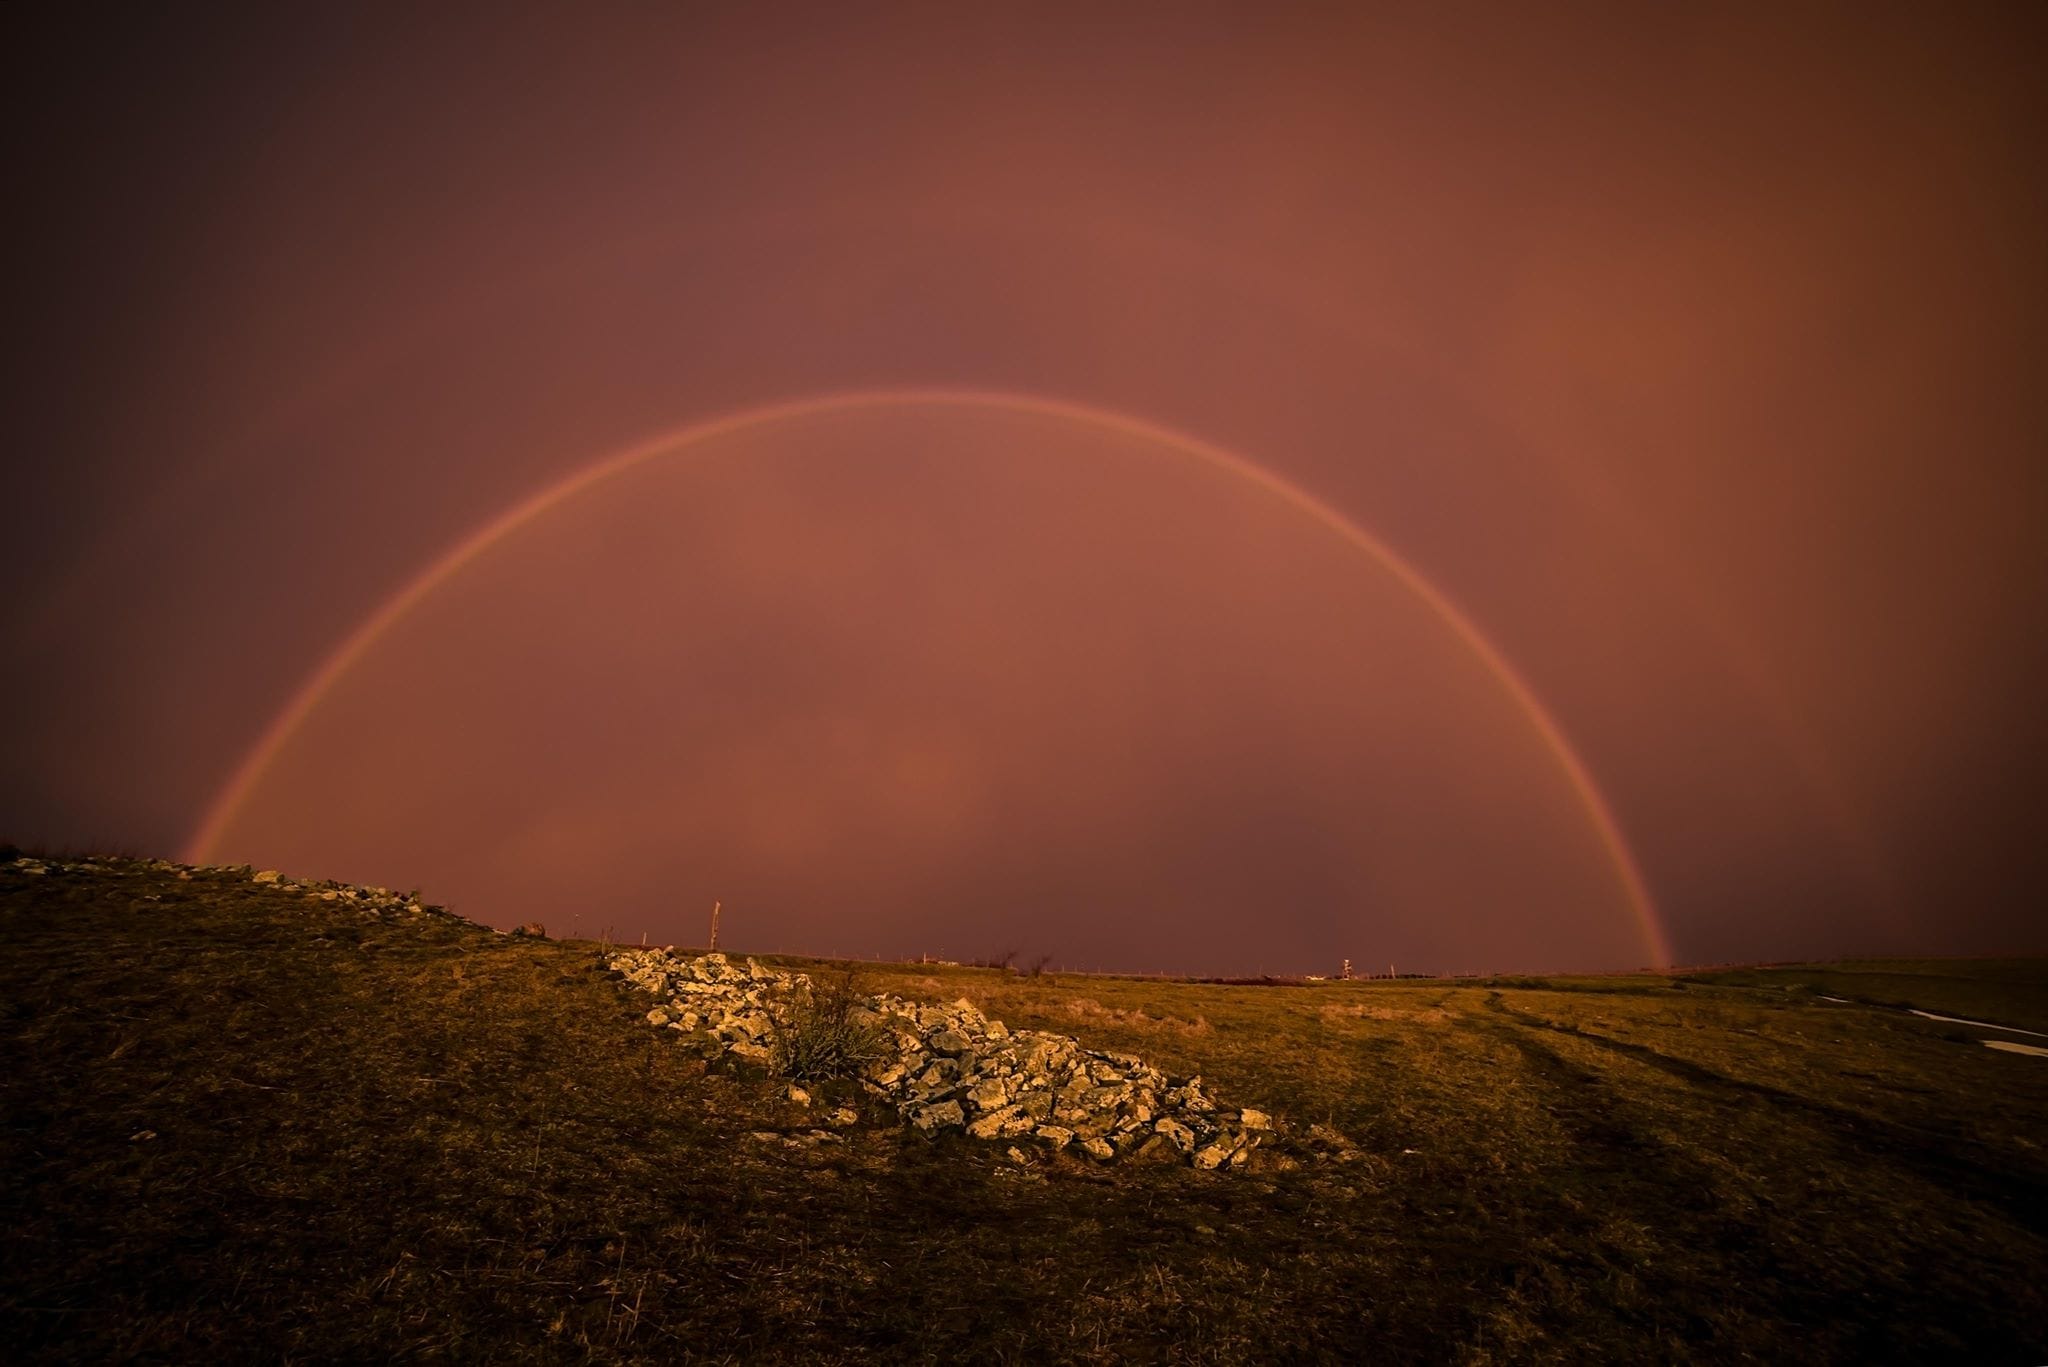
[7,4,2043,974]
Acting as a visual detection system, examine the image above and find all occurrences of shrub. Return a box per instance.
[767,967,890,1081]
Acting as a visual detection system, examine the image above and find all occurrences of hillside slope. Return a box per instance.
[3,855,2044,1362]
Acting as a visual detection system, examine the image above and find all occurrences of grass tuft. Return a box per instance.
[765,966,891,1082]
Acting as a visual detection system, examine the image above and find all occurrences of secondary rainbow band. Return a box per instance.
[185,388,1673,966]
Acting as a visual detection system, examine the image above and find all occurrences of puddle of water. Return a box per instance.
[1983,1040,2048,1059]
[1909,1009,2048,1040]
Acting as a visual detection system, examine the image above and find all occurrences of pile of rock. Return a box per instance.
[605,946,1272,1170]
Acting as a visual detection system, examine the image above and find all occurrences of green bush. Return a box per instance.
[768,967,890,1081]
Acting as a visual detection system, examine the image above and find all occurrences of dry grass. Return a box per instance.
[3,855,2045,1363]
[1318,1003,1455,1024]
[1046,996,1213,1035]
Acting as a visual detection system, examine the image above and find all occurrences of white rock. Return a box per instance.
[910,1100,965,1131]
[967,1105,1019,1139]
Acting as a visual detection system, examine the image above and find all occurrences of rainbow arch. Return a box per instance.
[185,387,1673,966]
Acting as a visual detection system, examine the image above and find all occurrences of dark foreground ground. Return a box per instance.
[3,855,2043,1363]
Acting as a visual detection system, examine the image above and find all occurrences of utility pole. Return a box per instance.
[708,900,721,953]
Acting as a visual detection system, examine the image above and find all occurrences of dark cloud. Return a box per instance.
[6,4,2044,970]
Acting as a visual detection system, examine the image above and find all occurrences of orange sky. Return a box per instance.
[5,4,2044,972]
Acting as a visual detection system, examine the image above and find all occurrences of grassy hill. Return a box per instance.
[3,854,2044,1363]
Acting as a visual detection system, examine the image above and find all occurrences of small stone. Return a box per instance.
[1154,1117,1197,1152]
[967,1077,1010,1110]
[1006,1145,1029,1165]
[929,1029,972,1055]
[646,1008,671,1026]
[1192,1140,1232,1170]
[1034,1125,1074,1149]
[910,1100,965,1132]
[967,1105,1019,1139]
[827,1106,859,1127]
[1239,1108,1272,1131]
[253,869,280,883]
[787,1084,811,1106]
[1080,1136,1115,1160]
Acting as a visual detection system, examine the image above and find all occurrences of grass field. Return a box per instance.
[3,854,2043,1363]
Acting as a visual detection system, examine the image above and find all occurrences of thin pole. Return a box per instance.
[708,900,722,953]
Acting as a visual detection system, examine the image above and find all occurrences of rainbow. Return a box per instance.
[185,388,1673,965]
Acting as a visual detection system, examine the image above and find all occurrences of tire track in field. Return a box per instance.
[1483,995,2048,1236]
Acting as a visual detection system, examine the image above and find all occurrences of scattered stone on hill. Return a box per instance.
[3,859,477,936]
[603,946,1273,1169]
[511,922,548,938]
